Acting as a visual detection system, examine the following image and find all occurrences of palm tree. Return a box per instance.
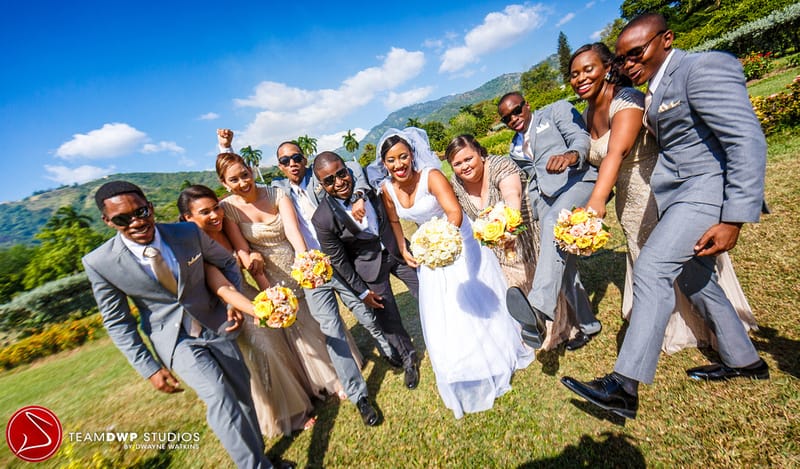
[342,130,360,153]
[295,135,318,158]
[406,117,423,128]
[45,206,92,230]
[239,145,264,182]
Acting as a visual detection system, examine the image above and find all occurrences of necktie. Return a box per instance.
[294,187,316,221]
[643,88,654,135]
[143,246,201,337]
[522,134,533,160]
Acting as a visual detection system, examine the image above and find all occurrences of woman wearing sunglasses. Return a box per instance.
[215,151,363,402]
[568,42,756,354]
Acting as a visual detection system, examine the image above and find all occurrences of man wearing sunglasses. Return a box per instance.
[562,13,768,420]
[82,181,275,468]
[497,92,600,351]
[311,152,420,393]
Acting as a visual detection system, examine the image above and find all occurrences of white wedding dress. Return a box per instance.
[383,167,534,418]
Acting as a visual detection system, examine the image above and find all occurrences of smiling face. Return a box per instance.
[277,142,307,185]
[615,23,672,86]
[382,141,415,184]
[102,193,155,245]
[183,196,224,233]
[221,162,256,198]
[449,145,484,184]
[315,159,353,200]
[498,94,532,133]
[570,49,608,101]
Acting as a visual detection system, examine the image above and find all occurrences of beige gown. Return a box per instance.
[221,186,363,398]
[586,86,757,354]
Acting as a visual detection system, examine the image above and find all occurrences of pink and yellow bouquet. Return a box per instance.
[252,285,299,328]
[472,202,527,260]
[553,207,610,256]
[291,249,333,289]
[410,217,462,268]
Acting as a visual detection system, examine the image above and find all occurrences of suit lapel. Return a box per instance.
[651,49,686,143]
[111,234,160,291]
[325,194,363,236]
[157,224,187,298]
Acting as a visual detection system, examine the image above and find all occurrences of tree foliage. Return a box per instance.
[0,272,97,332]
[406,117,423,128]
[599,18,627,49]
[342,130,360,153]
[557,32,572,83]
[521,63,572,110]
[421,121,448,152]
[0,245,35,303]
[239,145,264,182]
[295,135,318,157]
[358,143,377,168]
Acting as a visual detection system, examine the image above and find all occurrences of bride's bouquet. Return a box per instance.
[553,207,610,256]
[410,216,462,268]
[472,202,527,260]
[252,285,299,328]
[291,249,333,289]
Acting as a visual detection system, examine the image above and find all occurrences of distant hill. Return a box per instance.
[0,171,221,247]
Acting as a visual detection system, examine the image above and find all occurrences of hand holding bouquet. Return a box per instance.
[472,202,527,260]
[291,249,333,289]
[553,207,610,256]
[252,285,299,328]
[410,216,463,268]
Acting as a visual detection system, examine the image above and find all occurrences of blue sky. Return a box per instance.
[0,0,620,202]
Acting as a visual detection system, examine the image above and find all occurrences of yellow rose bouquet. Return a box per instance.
[291,249,333,289]
[252,285,299,328]
[410,216,463,269]
[472,202,528,260]
[553,207,610,256]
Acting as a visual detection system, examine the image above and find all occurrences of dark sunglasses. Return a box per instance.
[278,153,305,166]
[614,30,666,65]
[321,167,350,187]
[501,101,526,124]
[109,204,151,227]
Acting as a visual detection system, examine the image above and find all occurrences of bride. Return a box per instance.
[369,127,534,419]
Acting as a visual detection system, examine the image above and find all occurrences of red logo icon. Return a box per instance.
[6,405,63,462]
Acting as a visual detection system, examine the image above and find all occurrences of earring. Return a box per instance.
[604,71,613,82]
[225,186,231,193]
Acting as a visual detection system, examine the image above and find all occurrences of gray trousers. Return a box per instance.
[304,273,393,404]
[528,180,601,335]
[171,329,270,469]
[614,201,760,384]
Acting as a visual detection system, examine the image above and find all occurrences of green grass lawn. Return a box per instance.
[3,103,798,468]
[748,65,799,97]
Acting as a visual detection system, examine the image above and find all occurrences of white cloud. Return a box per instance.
[384,87,434,111]
[590,29,604,41]
[556,12,575,27]
[198,112,220,120]
[585,1,596,8]
[422,38,443,50]
[439,4,547,73]
[44,164,115,185]
[315,128,370,153]
[56,123,147,160]
[141,141,185,154]
[177,155,197,167]
[235,48,425,149]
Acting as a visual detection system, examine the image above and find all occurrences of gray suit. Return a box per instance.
[272,162,395,403]
[82,223,270,468]
[614,49,766,384]
[509,100,600,333]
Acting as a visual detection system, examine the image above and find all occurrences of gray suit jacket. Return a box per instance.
[82,223,241,379]
[271,161,371,207]
[509,99,595,199]
[647,49,766,222]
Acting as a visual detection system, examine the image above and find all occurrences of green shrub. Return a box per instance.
[0,314,104,369]
[478,130,516,156]
[691,2,800,56]
[741,52,775,80]
[751,75,800,134]
[0,272,97,332]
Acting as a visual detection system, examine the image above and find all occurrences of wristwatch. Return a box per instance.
[349,190,369,205]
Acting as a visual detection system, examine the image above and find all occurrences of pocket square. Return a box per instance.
[535,122,551,133]
[658,100,681,113]
[187,253,202,266]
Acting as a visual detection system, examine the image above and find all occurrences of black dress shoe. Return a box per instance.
[356,396,379,426]
[506,286,547,349]
[561,374,638,420]
[271,459,296,469]
[383,353,403,368]
[565,331,596,351]
[686,358,769,381]
[404,363,419,389]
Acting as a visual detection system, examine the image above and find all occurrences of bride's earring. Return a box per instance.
[604,71,613,82]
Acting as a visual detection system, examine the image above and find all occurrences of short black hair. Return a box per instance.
[312,151,345,178]
[94,180,146,212]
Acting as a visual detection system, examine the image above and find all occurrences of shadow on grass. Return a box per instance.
[517,432,644,468]
[753,325,800,379]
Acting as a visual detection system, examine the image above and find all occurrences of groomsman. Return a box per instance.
[562,13,769,420]
[497,93,600,350]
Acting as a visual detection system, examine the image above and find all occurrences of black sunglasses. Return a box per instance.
[278,153,305,166]
[501,100,526,124]
[615,30,666,65]
[321,167,350,187]
[109,204,152,227]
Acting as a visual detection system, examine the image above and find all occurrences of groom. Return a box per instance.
[311,151,420,392]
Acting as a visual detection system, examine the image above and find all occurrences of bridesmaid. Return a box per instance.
[177,184,316,437]
[568,42,757,353]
